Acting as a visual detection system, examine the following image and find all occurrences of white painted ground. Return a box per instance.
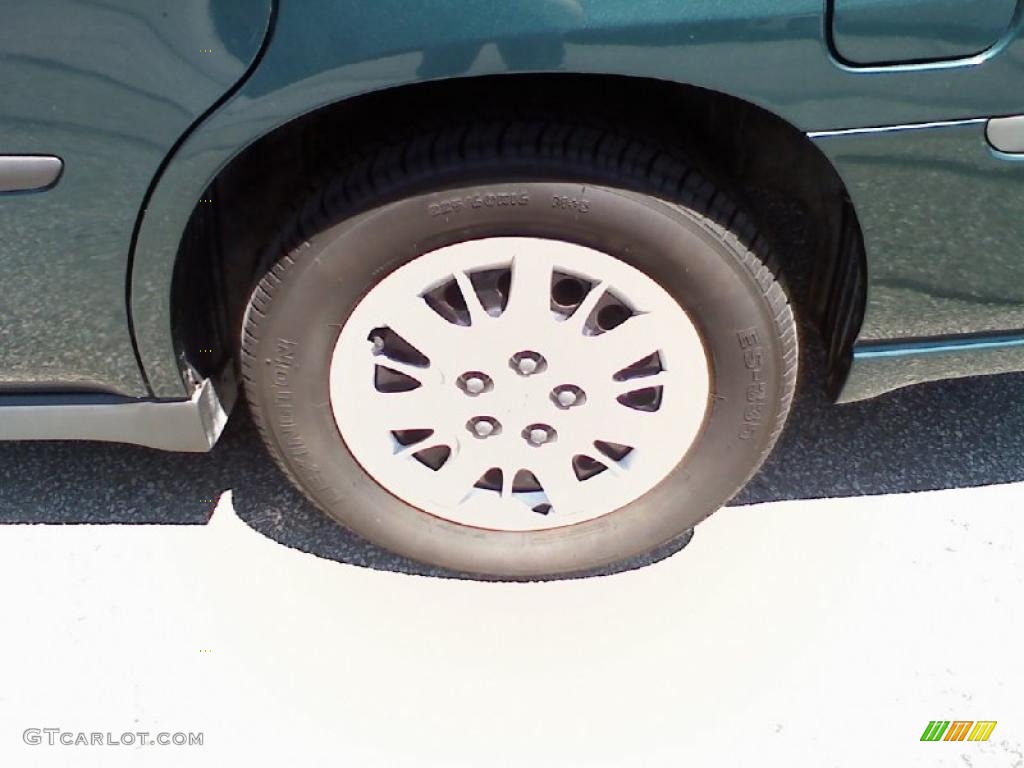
[1,487,1022,767]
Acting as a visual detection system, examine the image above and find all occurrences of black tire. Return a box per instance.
[241,118,798,579]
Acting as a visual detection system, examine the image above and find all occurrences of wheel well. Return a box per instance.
[172,73,865,398]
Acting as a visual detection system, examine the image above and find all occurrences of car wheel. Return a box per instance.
[241,119,797,579]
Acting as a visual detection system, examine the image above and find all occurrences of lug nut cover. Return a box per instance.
[523,424,556,446]
[458,372,493,396]
[510,351,546,376]
[468,417,501,438]
[552,385,586,409]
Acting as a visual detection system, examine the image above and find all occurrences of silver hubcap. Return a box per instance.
[330,237,710,531]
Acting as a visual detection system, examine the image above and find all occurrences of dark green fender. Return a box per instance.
[0,0,273,394]
[130,0,1024,399]
[5,0,1024,406]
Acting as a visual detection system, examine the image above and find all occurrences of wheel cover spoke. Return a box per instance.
[505,254,554,330]
[377,296,462,371]
[585,312,663,377]
[591,407,660,453]
[453,270,489,325]
[563,279,609,334]
[373,386,443,433]
[329,237,710,531]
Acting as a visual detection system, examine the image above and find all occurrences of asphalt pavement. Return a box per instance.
[2,351,1024,577]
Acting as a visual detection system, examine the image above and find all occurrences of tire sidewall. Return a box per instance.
[247,181,790,577]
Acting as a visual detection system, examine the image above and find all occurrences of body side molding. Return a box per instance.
[840,332,1024,402]
[0,375,233,453]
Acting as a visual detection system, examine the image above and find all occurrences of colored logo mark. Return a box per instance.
[920,721,997,742]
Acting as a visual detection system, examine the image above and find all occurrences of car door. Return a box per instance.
[0,0,272,396]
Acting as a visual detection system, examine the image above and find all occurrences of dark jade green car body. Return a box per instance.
[4,0,1024,450]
